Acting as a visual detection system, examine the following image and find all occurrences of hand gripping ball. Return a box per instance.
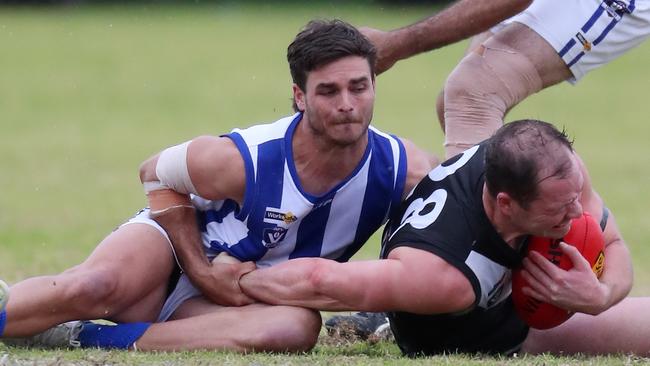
[511,212,605,329]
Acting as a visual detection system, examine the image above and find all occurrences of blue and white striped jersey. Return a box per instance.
[191,113,407,268]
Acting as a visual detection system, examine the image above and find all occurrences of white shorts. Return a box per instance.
[493,0,650,82]
[121,208,218,322]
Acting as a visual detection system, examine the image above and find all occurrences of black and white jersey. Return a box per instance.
[381,144,529,355]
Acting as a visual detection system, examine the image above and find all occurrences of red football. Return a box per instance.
[511,212,606,329]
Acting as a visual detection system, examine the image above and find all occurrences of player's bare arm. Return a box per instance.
[239,246,474,314]
[574,153,633,310]
[361,0,532,74]
[139,136,256,306]
[521,154,632,315]
[400,137,439,199]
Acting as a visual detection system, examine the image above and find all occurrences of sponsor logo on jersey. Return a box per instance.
[262,227,288,248]
[263,208,298,225]
[576,32,592,52]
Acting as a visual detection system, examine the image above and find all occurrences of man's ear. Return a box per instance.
[293,84,306,112]
[496,192,515,216]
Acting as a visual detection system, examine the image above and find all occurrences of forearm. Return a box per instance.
[599,239,633,310]
[239,258,369,311]
[239,258,387,311]
[239,251,474,315]
[389,0,531,61]
[153,207,212,285]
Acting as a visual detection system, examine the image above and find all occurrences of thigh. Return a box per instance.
[73,219,176,321]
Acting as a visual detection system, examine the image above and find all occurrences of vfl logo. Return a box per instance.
[262,227,288,248]
[576,32,592,51]
[264,208,298,225]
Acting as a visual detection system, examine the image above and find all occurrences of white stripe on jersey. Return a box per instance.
[465,250,512,309]
[256,160,312,268]
[231,115,294,146]
[320,152,372,259]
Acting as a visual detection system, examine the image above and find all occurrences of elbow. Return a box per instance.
[139,155,159,183]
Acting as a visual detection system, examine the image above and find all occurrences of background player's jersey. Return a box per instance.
[192,113,407,268]
[381,144,528,355]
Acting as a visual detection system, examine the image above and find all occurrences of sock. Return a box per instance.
[78,322,151,350]
[0,311,6,337]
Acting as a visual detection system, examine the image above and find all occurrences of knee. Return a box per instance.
[443,57,488,104]
[258,307,322,353]
[60,268,120,317]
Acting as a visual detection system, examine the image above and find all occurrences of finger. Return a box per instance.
[523,254,557,283]
[527,250,564,277]
[520,267,552,301]
[521,282,547,302]
[559,242,591,271]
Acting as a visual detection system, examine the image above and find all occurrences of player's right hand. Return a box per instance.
[195,259,257,306]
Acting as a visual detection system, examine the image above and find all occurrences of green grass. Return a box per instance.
[1,3,650,364]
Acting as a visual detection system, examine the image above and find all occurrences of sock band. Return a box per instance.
[78,322,151,350]
[0,311,6,337]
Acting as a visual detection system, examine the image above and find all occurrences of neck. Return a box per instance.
[482,184,525,248]
[292,119,368,196]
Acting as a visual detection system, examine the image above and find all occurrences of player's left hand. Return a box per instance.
[520,242,610,315]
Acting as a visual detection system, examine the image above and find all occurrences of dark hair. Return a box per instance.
[485,119,574,208]
[287,19,376,112]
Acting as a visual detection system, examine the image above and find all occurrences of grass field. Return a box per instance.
[1,3,650,365]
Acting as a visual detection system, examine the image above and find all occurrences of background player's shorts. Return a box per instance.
[493,0,650,82]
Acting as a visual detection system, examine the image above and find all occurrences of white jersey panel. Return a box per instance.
[256,161,314,268]
[320,154,372,260]
[466,251,512,309]
[230,114,295,146]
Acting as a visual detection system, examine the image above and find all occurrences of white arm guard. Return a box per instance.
[155,141,199,195]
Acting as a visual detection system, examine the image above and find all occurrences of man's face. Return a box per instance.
[509,155,585,239]
[293,55,375,146]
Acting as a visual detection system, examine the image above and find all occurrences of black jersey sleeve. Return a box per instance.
[380,145,489,304]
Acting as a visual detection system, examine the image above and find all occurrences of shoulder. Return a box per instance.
[396,136,440,198]
[188,135,246,203]
[229,113,299,147]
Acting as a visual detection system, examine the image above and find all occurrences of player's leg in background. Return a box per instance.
[522,297,650,356]
[0,222,175,338]
[436,30,495,133]
[441,23,570,158]
[133,297,322,352]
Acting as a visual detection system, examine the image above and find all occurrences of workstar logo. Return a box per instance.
[263,208,298,225]
[262,227,288,248]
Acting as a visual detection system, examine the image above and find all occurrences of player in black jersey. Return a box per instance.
[240,119,645,356]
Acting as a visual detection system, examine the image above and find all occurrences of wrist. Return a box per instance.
[185,262,213,286]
